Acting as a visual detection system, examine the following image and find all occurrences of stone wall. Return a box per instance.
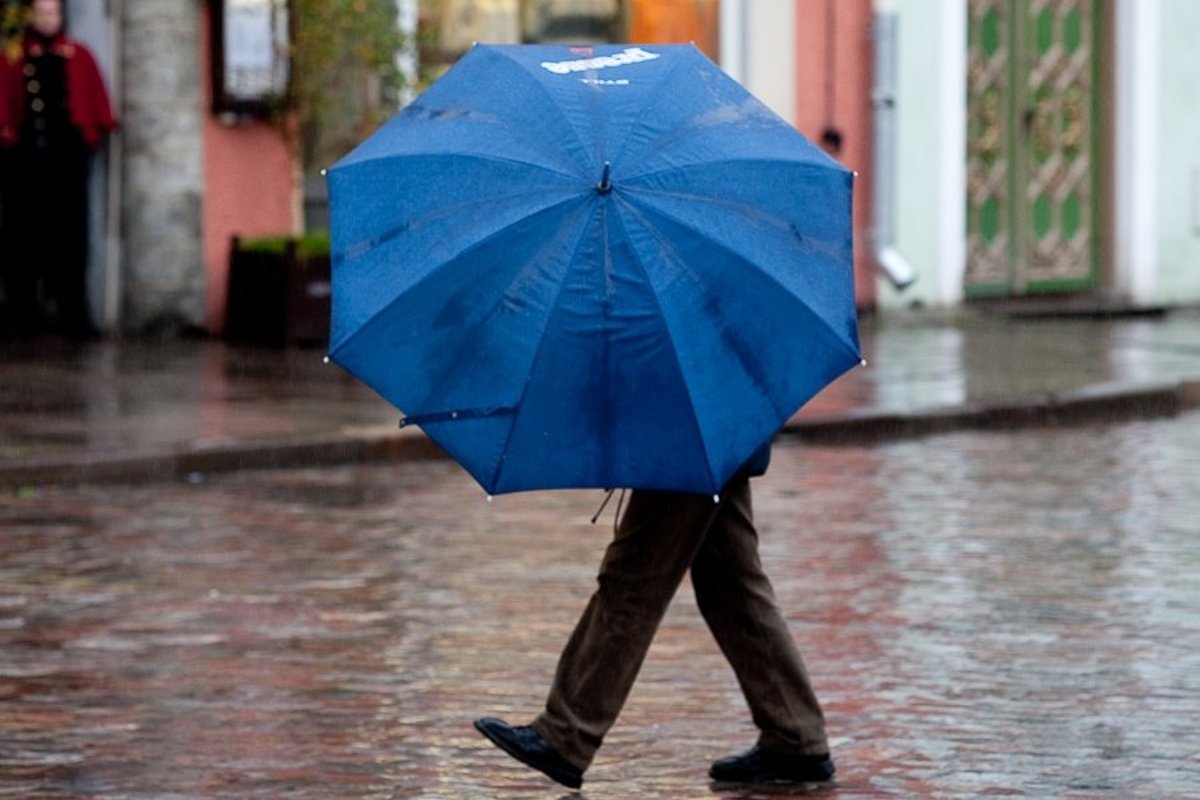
[120,0,205,333]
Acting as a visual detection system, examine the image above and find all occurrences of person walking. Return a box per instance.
[0,0,116,338]
[474,446,836,789]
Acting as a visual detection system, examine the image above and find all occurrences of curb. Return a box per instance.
[2,380,1198,489]
[0,429,445,489]
[782,379,1200,444]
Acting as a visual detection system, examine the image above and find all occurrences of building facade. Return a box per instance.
[719,0,877,308]
[57,0,297,336]
[880,0,1200,311]
[37,0,1200,337]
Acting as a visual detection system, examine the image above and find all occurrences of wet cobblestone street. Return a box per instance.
[3,413,1200,798]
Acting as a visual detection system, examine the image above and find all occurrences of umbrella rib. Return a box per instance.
[488,48,615,178]
[614,191,861,420]
[486,201,602,493]
[331,155,585,277]
[330,192,589,360]
[606,201,721,493]
[334,180,580,269]
[604,47,700,172]
[618,187,860,355]
[607,49,844,181]
[625,156,846,189]
[332,149,581,186]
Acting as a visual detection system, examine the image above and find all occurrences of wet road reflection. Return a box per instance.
[2,413,1199,797]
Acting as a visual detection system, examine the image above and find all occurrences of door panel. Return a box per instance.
[966,0,1099,296]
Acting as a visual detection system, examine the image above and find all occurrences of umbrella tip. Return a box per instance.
[860,358,868,367]
[598,161,612,194]
[486,494,493,504]
[320,168,328,177]
[323,355,331,365]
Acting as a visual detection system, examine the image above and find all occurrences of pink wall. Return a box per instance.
[199,6,299,335]
[794,0,875,310]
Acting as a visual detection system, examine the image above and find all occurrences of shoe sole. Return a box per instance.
[705,753,830,786]
[710,776,837,790]
[473,719,583,789]
[709,764,836,785]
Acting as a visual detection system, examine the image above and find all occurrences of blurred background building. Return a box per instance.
[2,0,1198,338]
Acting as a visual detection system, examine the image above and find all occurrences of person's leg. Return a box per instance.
[690,477,830,756]
[532,489,723,770]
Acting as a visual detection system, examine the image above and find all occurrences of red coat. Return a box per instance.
[0,32,117,150]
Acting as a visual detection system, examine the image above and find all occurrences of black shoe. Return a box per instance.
[709,745,835,784]
[473,717,584,789]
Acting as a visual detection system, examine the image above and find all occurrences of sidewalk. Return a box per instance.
[3,307,1200,487]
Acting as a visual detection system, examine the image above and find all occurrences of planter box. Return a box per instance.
[224,236,331,347]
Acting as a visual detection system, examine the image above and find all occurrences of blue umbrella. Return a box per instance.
[327,43,861,496]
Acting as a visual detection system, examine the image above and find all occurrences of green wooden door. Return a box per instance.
[966,0,1100,296]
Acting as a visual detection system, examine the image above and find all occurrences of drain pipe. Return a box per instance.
[395,0,418,106]
[104,0,124,332]
[718,0,746,85]
[872,1,916,290]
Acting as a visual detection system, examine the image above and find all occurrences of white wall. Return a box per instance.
[1114,0,1159,305]
[719,0,795,123]
[878,0,964,310]
[1154,0,1200,304]
[66,0,120,330]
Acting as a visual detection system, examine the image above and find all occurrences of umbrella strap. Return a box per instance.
[590,488,626,533]
[399,406,514,428]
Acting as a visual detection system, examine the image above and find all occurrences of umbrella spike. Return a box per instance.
[598,161,612,194]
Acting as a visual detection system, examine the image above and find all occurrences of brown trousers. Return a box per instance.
[532,476,829,770]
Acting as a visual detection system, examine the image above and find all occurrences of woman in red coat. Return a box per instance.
[0,0,116,338]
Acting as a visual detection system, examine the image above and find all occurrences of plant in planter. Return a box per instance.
[224,232,332,348]
[223,2,425,347]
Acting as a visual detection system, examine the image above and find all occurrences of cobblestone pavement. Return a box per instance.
[3,413,1200,798]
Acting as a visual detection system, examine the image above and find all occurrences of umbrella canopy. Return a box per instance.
[327,43,861,496]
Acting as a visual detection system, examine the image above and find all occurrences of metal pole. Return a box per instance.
[718,0,745,83]
[395,0,418,107]
[871,4,916,290]
[104,0,123,330]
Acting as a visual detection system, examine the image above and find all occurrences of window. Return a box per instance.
[211,0,290,117]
